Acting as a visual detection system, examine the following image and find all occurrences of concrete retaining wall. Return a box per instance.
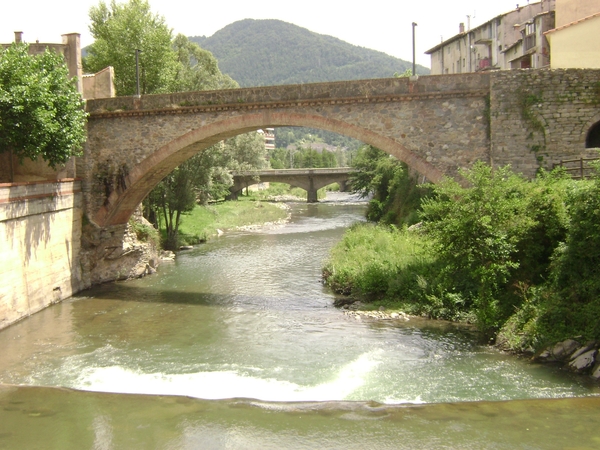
[0,180,83,330]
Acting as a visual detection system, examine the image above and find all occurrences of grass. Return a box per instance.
[322,223,430,299]
[176,197,290,245]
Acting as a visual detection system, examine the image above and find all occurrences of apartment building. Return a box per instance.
[425,1,555,74]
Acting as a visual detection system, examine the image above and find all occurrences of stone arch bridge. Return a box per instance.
[230,168,355,202]
[81,69,600,230]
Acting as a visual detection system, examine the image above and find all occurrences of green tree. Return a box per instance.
[146,132,268,249]
[84,0,177,95]
[349,145,426,224]
[0,43,87,181]
[420,163,534,334]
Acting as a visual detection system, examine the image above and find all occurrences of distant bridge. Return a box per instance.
[230,167,355,202]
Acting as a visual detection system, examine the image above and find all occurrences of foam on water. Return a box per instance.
[73,350,383,402]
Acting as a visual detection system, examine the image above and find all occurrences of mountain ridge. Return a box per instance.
[190,19,429,87]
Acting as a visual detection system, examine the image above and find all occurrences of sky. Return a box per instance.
[2,0,531,68]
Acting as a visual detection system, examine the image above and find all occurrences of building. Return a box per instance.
[425,1,555,74]
[544,0,600,69]
[1,31,114,182]
[2,31,114,100]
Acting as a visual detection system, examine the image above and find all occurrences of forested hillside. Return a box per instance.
[190,19,429,87]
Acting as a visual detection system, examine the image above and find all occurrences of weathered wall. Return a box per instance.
[83,74,491,226]
[490,69,600,175]
[0,153,77,183]
[555,0,599,27]
[82,66,116,100]
[0,180,84,330]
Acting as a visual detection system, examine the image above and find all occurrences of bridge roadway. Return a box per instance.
[230,167,356,202]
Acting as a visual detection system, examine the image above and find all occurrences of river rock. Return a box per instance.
[568,349,597,372]
[592,362,600,380]
[160,250,175,261]
[551,339,581,361]
[570,342,598,361]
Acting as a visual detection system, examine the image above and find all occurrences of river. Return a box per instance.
[1,193,599,449]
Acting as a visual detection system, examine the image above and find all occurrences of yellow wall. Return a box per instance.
[0,181,83,329]
[548,15,600,68]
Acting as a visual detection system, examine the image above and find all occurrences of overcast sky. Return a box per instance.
[2,0,529,68]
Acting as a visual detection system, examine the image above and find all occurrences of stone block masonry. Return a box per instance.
[0,180,84,330]
[490,69,600,174]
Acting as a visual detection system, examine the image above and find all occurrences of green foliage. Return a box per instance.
[274,128,362,155]
[176,199,289,244]
[350,145,430,225]
[534,168,600,343]
[326,161,596,346]
[146,132,269,249]
[189,19,429,87]
[393,68,412,78]
[128,216,160,248]
[420,163,540,334]
[85,0,177,95]
[268,146,338,169]
[0,43,87,175]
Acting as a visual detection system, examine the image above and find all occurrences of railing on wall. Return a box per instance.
[553,157,599,179]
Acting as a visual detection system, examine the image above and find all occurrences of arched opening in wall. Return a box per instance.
[586,121,600,148]
[92,111,444,229]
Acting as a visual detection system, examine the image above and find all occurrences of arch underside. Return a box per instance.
[93,110,445,227]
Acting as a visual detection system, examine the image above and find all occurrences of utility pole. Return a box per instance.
[135,49,142,98]
[412,22,418,76]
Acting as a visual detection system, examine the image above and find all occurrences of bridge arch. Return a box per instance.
[93,110,444,227]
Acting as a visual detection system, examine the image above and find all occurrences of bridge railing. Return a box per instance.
[553,156,600,180]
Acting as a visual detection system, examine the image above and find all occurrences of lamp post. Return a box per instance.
[412,22,417,76]
[135,49,142,98]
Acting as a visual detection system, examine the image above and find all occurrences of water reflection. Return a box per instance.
[2,385,600,449]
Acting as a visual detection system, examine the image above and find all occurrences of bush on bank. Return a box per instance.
[324,161,600,350]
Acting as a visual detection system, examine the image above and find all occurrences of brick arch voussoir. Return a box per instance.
[94,110,444,227]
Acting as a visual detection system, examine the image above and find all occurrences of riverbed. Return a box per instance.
[1,193,599,449]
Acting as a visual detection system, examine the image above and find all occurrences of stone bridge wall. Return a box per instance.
[490,69,600,174]
[82,74,491,227]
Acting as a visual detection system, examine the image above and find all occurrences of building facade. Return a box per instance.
[545,0,600,69]
[426,1,555,74]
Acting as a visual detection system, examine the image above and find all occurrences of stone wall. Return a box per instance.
[490,69,600,177]
[83,74,491,226]
[0,180,84,330]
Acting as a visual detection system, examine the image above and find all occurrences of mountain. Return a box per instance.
[190,19,429,88]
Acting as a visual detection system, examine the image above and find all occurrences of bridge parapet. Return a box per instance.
[86,74,490,116]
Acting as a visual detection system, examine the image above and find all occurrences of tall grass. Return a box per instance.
[323,224,431,300]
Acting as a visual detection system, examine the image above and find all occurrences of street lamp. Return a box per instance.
[412,22,418,76]
[135,49,142,97]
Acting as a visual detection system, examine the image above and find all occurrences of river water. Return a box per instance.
[1,193,599,449]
